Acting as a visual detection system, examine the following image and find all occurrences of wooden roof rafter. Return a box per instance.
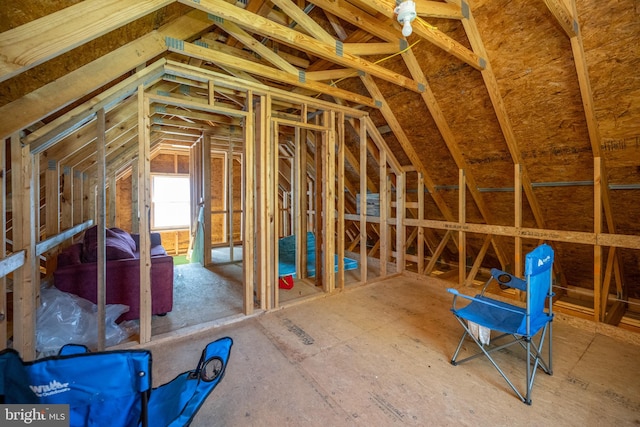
[543,0,624,321]
[62,113,141,172]
[318,0,504,265]
[152,105,243,127]
[340,0,485,70]
[0,7,216,142]
[449,1,550,230]
[40,99,139,169]
[301,7,510,265]
[400,49,511,268]
[165,39,378,107]
[213,19,300,74]
[0,0,175,83]
[269,0,336,45]
[360,74,456,226]
[163,60,369,118]
[177,0,425,93]
[73,127,142,175]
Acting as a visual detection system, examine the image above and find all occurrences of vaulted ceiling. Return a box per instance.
[1,1,639,323]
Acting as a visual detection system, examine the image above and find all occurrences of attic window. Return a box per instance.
[151,175,191,229]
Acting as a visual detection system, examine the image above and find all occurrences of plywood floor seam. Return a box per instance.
[147,275,640,426]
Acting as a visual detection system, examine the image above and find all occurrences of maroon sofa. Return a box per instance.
[53,226,174,321]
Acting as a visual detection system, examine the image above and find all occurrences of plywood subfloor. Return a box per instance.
[142,275,640,426]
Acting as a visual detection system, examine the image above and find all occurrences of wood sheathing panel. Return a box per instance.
[0,3,191,108]
[580,0,640,299]
[1,0,638,321]
[471,0,639,296]
[337,0,638,297]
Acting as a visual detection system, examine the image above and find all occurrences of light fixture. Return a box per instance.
[394,0,417,37]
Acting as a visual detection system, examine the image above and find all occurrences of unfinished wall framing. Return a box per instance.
[401,161,640,329]
[0,61,404,358]
[1,0,639,360]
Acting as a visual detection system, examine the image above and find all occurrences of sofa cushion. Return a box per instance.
[57,243,83,267]
[108,227,137,252]
[83,226,137,262]
[131,233,162,250]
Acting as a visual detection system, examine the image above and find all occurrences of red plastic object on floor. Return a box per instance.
[279,275,294,289]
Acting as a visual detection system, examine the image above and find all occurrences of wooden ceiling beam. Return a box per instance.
[153,118,214,134]
[0,10,214,142]
[66,123,139,172]
[199,33,270,64]
[105,141,141,177]
[324,11,349,41]
[312,0,484,70]
[542,0,578,38]
[305,29,375,73]
[94,133,154,177]
[347,0,395,18]
[158,134,202,143]
[153,129,203,140]
[214,20,300,73]
[306,68,356,81]
[200,34,311,69]
[0,0,174,83]
[178,0,424,93]
[344,42,404,56]
[452,1,547,231]
[166,39,378,107]
[402,48,511,268]
[41,99,138,166]
[2,41,163,143]
[152,105,243,126]
[159,74,247,104]
[62,115,139,169]
[205,63,265,84]
[415,1,464,20]
[410,18,485,70]
[561,0,623,311]
[269,0,336,44]
[206,126,244,139]
[308,0,400,43]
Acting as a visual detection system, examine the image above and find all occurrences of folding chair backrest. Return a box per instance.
[0,350,39,404]
[0,347,152,427]
[522,243,554,335]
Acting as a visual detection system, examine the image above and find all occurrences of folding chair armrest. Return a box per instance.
[448,288,523,315]
[448,288,469,310]
[490,268,526,292]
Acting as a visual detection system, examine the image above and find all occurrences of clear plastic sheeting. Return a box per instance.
[36,286,134,357]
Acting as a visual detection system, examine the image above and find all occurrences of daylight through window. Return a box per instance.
[151,175,191,229]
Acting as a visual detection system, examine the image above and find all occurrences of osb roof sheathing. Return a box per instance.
[0,0,638,301]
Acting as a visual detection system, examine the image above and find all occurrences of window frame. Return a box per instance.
[150,173,191,231]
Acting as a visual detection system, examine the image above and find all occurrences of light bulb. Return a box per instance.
[402,19,413,37]
[395,1,417,37]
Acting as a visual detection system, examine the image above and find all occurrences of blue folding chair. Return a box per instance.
[447,244,554,404]
[0,336,233,426]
